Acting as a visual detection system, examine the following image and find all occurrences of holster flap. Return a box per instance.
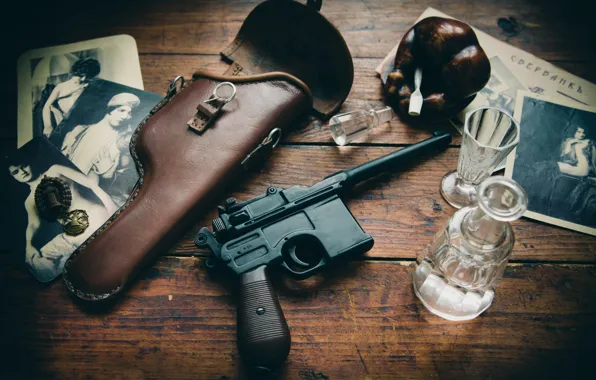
[221,0,353,119]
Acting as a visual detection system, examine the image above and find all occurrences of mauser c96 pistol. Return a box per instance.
[195,130,452,374]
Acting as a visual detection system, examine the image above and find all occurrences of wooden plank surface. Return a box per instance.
[167,146,595,263]
[3,0,596,378]
[4,0,596,141]
[14,0,595,62]
[137,55,457,146]
[3,146,594,262]
[5,54,593,142]
[2,257,595,379]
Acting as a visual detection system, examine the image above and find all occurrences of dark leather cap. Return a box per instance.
[220,0,354,119]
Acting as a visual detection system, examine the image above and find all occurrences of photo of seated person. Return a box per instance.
[550,127,596,226]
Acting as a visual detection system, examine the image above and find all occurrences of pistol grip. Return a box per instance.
[238,265,291,375]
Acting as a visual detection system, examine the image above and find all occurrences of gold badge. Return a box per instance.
[62,209,90,236]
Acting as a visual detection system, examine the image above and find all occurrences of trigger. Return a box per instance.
[288,245,310,268]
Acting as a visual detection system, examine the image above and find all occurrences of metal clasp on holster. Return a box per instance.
[166,76,185,100]
[187,82,237,134]
[241,128,282,171]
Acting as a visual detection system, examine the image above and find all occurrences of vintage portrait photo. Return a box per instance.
[17,35,144,147]
[48,79,162,207]
[31,51,100,140]
[1,138,119,282]
[505,92,596,236]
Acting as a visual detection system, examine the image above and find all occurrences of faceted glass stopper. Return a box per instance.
[476,176,528,222]
[329,106,394,145]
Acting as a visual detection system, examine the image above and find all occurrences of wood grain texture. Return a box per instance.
[148,145,596,263]
[15,0,593,61]
[134,55,596,146]
[4,54,453,142]
[3,145,593,260]
[2,256,595,379]
[138,54,459,146]
[4,55,594,142]
[2,1,596,378]
[4,0,596,141]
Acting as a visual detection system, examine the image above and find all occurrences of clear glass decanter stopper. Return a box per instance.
[412,176,528,321]
[329,106,394,145]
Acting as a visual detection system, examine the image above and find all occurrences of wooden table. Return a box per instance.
[2,0,596,378]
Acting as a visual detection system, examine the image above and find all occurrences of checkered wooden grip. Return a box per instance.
[237,265,290,374]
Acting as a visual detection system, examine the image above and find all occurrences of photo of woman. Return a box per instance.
[558,127,596,177]
[506,93,596,235]
[41,57,101,137]
[61,92,140,206]
[4,138,117,282]
[550,127,596,226]
[47,79,162,206]
[29,50,100,139]
[61,93,138,173]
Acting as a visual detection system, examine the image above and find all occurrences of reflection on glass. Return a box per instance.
[329,107,394,146]
[413,177,528,321]
[441,107,520,209]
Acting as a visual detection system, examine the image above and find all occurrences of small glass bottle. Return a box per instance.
[329,106,394,145]
[412,176,527,321]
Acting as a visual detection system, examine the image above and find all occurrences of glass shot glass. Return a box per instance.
[441,107,520,209]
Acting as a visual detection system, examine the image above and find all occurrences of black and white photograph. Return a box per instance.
[456,55,527,125]
[505,92,596,236]
[48,79,162,207]
[1,138,119,282]
[17,35,144,147]
[31,51,101,139]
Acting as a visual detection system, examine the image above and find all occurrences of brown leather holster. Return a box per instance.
[63,72,313,300]
[63,0,353,301]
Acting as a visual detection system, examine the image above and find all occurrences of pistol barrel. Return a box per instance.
[343,130,452,187]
